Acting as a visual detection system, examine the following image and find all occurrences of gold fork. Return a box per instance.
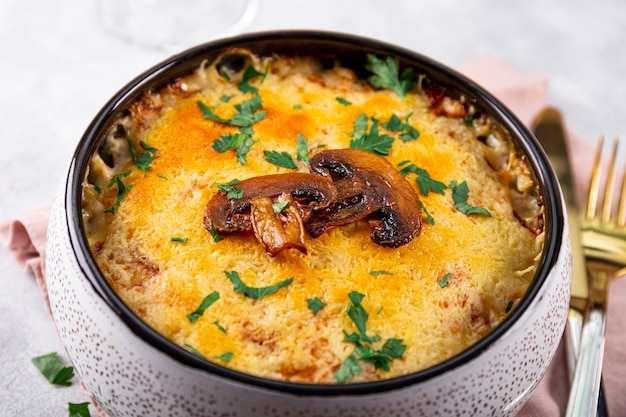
[566,137,626,416]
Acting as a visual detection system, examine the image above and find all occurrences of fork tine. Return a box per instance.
[601,139,619,223]
[585,136,604,221]
[617,138,626,226]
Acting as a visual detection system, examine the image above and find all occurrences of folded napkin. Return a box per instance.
[2,56,625,417]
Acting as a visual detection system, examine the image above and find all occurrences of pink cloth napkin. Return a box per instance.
[2,56,625,416]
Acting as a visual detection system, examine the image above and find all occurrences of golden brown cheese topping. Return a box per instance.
[82,50,544,384]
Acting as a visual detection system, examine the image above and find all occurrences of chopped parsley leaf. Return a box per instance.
[349,114,394,155]
[383,113,420,142]
[198,95,266,128]
[335,353,361,384]
[224,270,293,299]
[216,352,234,363]
[157,173,167,180]
[464,115,475,126]
[213,179,244,199]
[439,273,451,288]
[220,94,231,103]
[184,343,206,359]
[365,54,417,99]
[68,402,91,417]
[306,297,326,315]
[272,200,290,213]
[104,170,133,214]
[170,236,188,243]
[334,292,407,383]
[31,352,74,387]
[505,300,514,313]
[336,96,352,106]
[418,200,435,225]
[369,270,394,275]
[186,290,220,323]
[238,64,265,94]
[211,132,258,165]
[209,222,223,243]
[214,319,227,334]
[293,104,303,110]
[449,180,491,216]
[398,162,447,196]
[264,150,297,169]
[296,133,310,162]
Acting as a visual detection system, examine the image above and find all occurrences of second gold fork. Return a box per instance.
[566,137,626,417]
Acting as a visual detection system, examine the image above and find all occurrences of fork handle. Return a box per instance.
[565,306,607,417]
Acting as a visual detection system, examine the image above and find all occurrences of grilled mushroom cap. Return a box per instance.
[307,149,422,248]
[204,173,337,255]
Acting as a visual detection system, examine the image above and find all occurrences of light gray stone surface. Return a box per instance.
[1,0,624,415]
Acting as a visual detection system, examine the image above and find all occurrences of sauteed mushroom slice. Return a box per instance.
[250,194,307,256]
[307,149,422,248]
[204,173,337,255]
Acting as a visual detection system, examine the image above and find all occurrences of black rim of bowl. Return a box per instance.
[65,30,564,396]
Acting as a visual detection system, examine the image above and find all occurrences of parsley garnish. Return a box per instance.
[216,352,234,363]
[209,222,223,243]
[293,104,303,110]
[213,179,244,199]
[398,162,447,196]
[128,139,158,176]
[170,236,188,243]
[335,292,407,383]
[306,297,326,315]
[68,402,91,417]
[336,97,352,106]
[464,115,475,126]
[383,113,420,142]
[439,273,451,288]
[157,173,167,180]
[296,133,310,162]
[31,352,75,387]
[449,180,491,216]
[369,270,394,275]
[184,343,206,359]
[238,64,266,94]
[211,132,258,165]
[220,94,231,103]
[272,200,290,213]
[264,150,297,169]
[214,319,227,333]
[365,54,417,99]
[505,300,514,313]
[186,290,220,323]
[349,114,395,155]
[103,170,133,214]
[418,200,435,225]
[224,270,293,299]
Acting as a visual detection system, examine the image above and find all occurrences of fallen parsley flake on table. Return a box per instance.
[68,402,91,417]
[225,270,293,299]
[31,352,74,387]
[306,297,326,315]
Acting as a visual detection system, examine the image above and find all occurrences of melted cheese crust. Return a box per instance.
[83,53,543,383]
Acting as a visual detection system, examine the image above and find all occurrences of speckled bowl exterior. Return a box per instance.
[45,31,571,417]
